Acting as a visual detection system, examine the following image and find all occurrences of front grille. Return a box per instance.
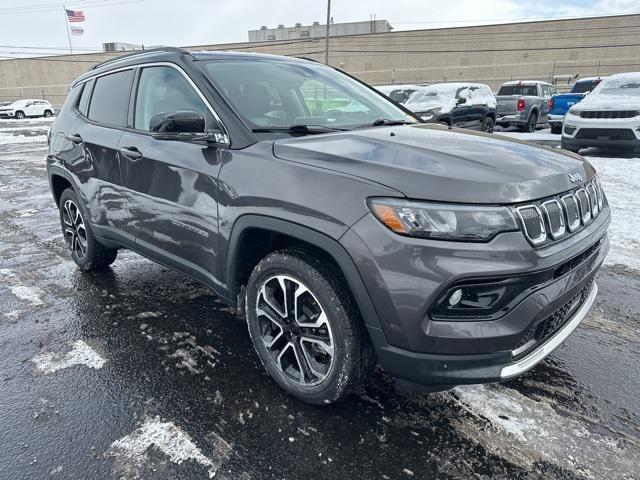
[580,110,638,119]
[515,178,605,247]
[514,280,593,358]
[575,128,636,140]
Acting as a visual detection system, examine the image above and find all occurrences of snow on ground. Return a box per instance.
[106,417,231,478]
[495,128,561,142]
[587,156,640,270]
[31,340,106,374]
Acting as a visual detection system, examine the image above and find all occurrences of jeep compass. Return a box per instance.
[47,48,610,404]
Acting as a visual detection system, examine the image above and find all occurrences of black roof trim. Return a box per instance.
[90,46,192,71]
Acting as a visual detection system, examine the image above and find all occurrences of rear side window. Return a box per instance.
[88,69,133,127]
[77,80,94,116]
[134,66,208,131]
[498,84,538,96]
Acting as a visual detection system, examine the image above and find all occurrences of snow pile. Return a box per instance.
[31,340,106,374]
[588,156,640,271]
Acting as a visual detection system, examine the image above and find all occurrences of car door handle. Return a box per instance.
[119,147,142,160]
[66,134,83,144]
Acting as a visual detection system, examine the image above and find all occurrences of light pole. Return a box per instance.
[324,0,331,65]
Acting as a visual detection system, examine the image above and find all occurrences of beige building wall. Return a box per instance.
[1,13,639,106]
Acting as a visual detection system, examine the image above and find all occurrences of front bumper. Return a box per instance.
[342,206,610,389]
[548,113,564,126]
[562,113,640,149]
[0,112,15,118]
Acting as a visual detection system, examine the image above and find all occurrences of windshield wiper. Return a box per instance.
[251,124,346,135]
[352,118,416,129]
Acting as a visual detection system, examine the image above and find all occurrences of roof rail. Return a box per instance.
[90,46,192,71]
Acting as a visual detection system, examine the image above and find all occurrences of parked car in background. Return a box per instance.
[548,77,606,134]
[0,99,54,119]
[375,84,424,104]
[562,72,640,152]
[496,81,557,132]
[403,82,497,131]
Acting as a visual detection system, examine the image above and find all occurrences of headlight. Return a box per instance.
[568,107,582,115]
[369,198,519,241]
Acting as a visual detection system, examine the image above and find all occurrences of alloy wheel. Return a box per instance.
[255,274,334,386]
[62,199,88,259]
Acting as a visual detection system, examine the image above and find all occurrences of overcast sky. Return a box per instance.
[0,0,638,58]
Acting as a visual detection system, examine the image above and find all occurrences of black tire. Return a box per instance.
[15,111,25,120]
[561,140,580,154]
[550,124,562,135]
[482,116,495,133]
[246,249,376,404]
[43,110,53,118]
[437,119,450,127]
[520,112,538,133]
[58,188,117,272]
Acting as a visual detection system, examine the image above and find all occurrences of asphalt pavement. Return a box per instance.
[1,119,639,480]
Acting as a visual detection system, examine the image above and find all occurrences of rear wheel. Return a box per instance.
[15,111,25,120]
[550,124,562,135]
[520,112,538,133]
[246,249,375,404]
[482,116,495,133]
[43,110,53,118]
[58,188,117,271]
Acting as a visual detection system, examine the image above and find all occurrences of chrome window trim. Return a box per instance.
[575,188,592,224]
[560,193,581,232]
[515,205,547,246]
[74,61,229,144]
[541,199,566,239]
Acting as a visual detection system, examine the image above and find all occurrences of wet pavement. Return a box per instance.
[1,119,639,480]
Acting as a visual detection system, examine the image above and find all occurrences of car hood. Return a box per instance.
[578,93,640,109]
[405,98,452,114]
[272,124,594,203]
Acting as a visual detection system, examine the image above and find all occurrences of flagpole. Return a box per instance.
[63,6,73,54]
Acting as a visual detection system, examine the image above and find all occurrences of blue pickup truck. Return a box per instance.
[548,77,605,134]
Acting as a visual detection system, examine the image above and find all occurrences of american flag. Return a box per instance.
[66,9,85,22]
[70,26,84,36]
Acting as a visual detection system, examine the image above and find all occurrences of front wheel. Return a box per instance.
[561,140,581,154]
[15,111,25,120]
[246,249,375,404]
[43,110,53,118]
[58,188,117,271]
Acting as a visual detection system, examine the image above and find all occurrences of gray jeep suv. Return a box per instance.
[47,48,610,404]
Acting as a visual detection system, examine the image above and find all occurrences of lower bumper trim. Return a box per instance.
[500,282,597,379]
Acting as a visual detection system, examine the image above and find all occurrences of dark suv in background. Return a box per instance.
[47,48,610,404]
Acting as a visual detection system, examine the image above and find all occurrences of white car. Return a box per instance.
[0,99,54,120]
[562,72,640,152]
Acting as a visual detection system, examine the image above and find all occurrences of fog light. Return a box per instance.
[449,289,463,306]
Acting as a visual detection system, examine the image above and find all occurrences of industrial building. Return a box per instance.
[248,19,392,42]
[1,13,639,106]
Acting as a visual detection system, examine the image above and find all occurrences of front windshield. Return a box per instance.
[199,59,416,130]
[593,76,640,97]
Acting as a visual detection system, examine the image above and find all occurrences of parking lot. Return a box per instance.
[1,118,639,479]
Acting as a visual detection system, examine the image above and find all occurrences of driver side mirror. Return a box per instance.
[456,97,467,105]
[150,110,228,145]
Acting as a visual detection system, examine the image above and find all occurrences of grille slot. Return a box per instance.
[541,200,565,239]
[561,194,581,232]
[575,128,636,140]
[575,189,592,224]
[516,206,546,245]
[580,110,638,119]
[586,183,599,214]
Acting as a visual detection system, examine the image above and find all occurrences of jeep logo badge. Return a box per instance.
[568,173,583,183]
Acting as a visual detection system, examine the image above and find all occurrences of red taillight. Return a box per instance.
[517,98,525,112]
[548,97,554,109]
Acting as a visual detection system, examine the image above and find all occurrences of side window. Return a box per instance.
[88,69,134,127]
[77,80,94,116]
[134,66,208,131]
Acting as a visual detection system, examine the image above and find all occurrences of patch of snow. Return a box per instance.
[0,132,46,144]
[588,156,640,270]
[451,385,639,479]
[106,417,231,478]
[32,340,106,374]
[10,285,44,306]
